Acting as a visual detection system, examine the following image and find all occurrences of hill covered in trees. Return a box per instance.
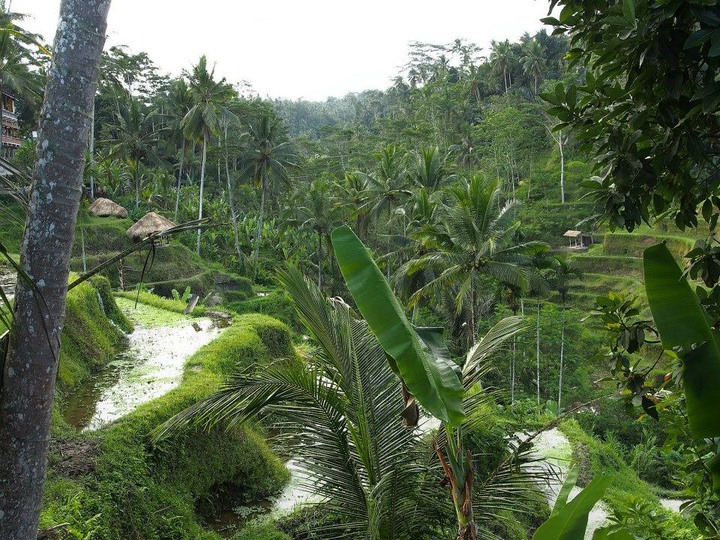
[3,2,720,539]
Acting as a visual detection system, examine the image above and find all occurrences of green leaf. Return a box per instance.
[622,0,635,22]
[644,243,720,439]
[685,29,713,50]
[533,476,611,540]
[592,528,634,540]
[331,225,465,425]
[552,465,579,516]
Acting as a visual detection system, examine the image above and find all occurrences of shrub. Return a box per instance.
[230,523,291,540]
[227,291,301,333]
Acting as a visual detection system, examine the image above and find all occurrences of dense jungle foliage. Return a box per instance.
[2,1,720,539]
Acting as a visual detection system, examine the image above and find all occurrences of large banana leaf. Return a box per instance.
[331,225,465,425]
[644,243,720,439]
[533,475,610,540]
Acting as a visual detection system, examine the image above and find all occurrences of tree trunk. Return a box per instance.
[224,124,243,271]
[317,231,323,288]
[436,440,477,540]
[134,161,140,208]
[559,130,565,204]
[174,136,185,221]
[0,2,110,538]
[536,302,541,406]
[253,167,267,280]
[558,305,565,409]
[0,79,5,159]
[89,97,95,200]
[196,134,207,255]
[511,336,516,405]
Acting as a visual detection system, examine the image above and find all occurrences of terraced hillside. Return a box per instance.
[565,226,701,310]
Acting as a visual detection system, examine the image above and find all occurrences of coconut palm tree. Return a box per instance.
[0,2,46,156]
[546,256,582,409]
[242,112,296,276]
[409,146,456,192]
[521,39,546,95]
[155,267,544,540]
[489,40,514,93]
[106,96,164,208]
[365,144,412,222]
[405,175,547,345]
[291,178,340,288]
[182,55,235,254]
[162,78,194,220]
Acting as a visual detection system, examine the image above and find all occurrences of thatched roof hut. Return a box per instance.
[89,197,128,219]
[126,212,175,242]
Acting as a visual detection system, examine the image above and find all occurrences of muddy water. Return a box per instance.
[205,415,444,537]
[64,298,226,431]
[0,265,16,300]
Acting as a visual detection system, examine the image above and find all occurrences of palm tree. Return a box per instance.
[291,178,340,288]
[489,40,514,93]
[0,2,45,157]
[410,146,456,192]
[182,56,235,254]
[365,144,412,222]
[106,96,163,208]
[405,175,547,345]
[242,112,296,276]
[0,1,109,536]
[334,171,374,239]
[546,256,582,409]
[521,39,546,95]
[163,78,193,221]
[155,268,543,540]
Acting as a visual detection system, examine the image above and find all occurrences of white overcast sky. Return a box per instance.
[13,0,553,101]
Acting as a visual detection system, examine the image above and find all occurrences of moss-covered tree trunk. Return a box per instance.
[0,1,110,538]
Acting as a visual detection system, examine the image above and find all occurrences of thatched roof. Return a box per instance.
[126,212,175,242]
[89,197,128,218]
[563,230,582,238]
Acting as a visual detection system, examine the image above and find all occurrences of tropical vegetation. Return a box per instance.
[1,1,719,539]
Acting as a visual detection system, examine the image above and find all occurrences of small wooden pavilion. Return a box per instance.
[563,230,594,249]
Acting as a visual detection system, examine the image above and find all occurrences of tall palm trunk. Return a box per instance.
[511,336,516,404]
[559,130,565,204]
[133,160,140,208]
[558,304,565,409]
[0,2,109,537]
[317,231,323,288]
[174,137,185,221]
[0,79,5,159]
[196,133,207,255]
[224,124,243,270]
[536,302,541,405]
[253,167,267,279]
[89,97,95,199]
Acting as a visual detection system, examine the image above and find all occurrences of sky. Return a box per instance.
[13,0,554,101]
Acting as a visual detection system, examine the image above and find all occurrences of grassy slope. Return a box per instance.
[41,311,294,540]
[560,420,697,540]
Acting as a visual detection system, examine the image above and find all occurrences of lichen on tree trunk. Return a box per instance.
[0,1,111,538]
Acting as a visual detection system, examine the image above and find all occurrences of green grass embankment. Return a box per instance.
[42,312,294,540]
[560,420,697,540]
[55,276,133,400]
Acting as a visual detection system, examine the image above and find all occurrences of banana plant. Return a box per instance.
[533,467,614,540]
[331,224,465,426]
[332,224,526,540]
[644,242,720,494]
